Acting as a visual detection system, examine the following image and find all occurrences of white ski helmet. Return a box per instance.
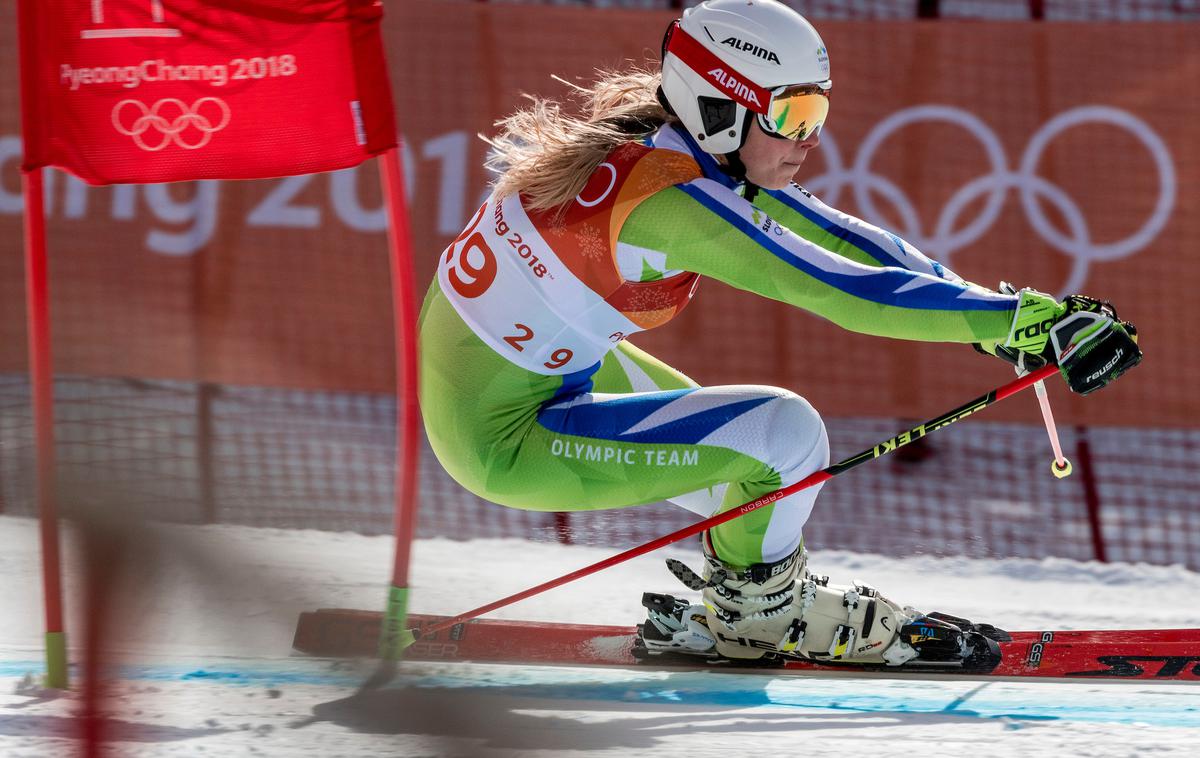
[660,0,832,156]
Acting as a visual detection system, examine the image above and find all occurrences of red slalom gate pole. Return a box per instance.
[414,364,1060,640]
[22,167,68,690]
[377,146,422,661]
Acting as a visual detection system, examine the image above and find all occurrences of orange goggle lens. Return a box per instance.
[766,85,830,141]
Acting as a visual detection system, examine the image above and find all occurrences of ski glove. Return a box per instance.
[975,287,1142,396]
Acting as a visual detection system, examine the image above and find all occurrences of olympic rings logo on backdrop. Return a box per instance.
[111,97,232,152]
[807,105,1176,296]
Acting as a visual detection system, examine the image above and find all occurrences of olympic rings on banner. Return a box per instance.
[111,97,232,152]
[805,105,1176,296]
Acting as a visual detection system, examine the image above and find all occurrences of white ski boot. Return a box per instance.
[638,532,1003,669]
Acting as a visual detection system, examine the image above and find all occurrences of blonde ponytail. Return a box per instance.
[485,68,675,213]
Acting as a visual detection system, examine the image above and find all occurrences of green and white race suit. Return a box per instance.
[419,123,1025,569]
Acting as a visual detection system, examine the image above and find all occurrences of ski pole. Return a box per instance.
[1030,375,1072,478]
[407,363,1060,643]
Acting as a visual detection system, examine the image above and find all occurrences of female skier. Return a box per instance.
[419,0,1140,667]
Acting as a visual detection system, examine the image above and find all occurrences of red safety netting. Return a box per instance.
[3,375,1198,568]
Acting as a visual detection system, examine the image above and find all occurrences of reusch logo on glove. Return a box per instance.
[1085,349,1124,385]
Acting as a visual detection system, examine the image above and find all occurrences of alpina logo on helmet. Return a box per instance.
[706,68,763,109]
[720,36,781,64]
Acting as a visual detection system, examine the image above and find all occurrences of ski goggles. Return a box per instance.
[758,83,830,142]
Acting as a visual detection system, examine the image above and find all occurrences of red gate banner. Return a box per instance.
[18,0,396,185]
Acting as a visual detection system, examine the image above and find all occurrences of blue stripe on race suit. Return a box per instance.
[538,391,775,446]
[539,389,695,439]
[551,361,602,403]
[618,395,775,445]
[676,182,1013,312]
[650,126,741,190]
[684,142,740,190]
[766,187,908,269]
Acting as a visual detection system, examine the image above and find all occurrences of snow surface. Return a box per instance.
[3,514,1200,757]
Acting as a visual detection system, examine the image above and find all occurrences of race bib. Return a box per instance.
[438,194,639,375]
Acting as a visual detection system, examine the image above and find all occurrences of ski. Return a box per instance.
[293,609,1200,681]
[1003,628,1200,644]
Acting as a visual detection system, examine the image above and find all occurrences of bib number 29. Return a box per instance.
[445,203,575,372]
[503,324,574,369]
